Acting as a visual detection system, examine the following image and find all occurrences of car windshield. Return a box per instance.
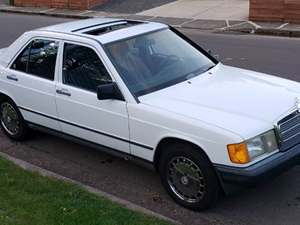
[105,29,215,97]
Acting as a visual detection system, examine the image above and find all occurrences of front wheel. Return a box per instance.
[0,98,28,141]
[159,142,220,211]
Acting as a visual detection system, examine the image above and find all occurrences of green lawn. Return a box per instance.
[0,156,172,225]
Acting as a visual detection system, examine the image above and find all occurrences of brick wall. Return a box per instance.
[14,0,109,9]
[285,0,300,23]
[250,0,300,23]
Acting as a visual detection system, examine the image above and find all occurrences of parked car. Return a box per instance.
[0,18,300,210]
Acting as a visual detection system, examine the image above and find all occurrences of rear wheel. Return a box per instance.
[0,97,28,141]
[159,142,220,210]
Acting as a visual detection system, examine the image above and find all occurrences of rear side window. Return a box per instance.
[11,39,59,80]
[62,43,112,92]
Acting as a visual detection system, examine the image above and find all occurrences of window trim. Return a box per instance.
[9,37,61,82]
[60,41,121,96]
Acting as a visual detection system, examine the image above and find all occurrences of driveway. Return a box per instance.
[1,13,300,225]
[92,0,176,14]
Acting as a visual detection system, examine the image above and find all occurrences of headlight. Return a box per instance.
[228,130,278,164]
[246,130,278,160]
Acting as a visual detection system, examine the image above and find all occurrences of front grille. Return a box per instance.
[277,110,300,151]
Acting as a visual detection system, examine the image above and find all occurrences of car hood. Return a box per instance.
[139,64,300,139]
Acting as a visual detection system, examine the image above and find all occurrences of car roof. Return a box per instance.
[38,18,168,44]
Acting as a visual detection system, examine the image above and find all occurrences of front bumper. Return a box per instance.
[215,144,300,185]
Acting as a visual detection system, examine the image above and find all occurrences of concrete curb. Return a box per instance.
[0,151,181,225]
[1,5,300,38]
[255,27,300,38]
[216,21,300,38]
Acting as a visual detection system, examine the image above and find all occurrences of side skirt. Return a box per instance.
[27,122,155,171]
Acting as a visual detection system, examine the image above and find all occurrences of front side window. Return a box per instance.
[63,43,112,92]
[105,29,215,97]
[11,39,59,80]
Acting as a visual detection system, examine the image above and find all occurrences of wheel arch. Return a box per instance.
[153,136,212,171]
[0,91,16,103]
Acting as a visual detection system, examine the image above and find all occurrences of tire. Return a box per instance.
[0,97,28,141]
[159,142,220,211]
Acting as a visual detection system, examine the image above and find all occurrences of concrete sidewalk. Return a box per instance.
[139,0,249,21]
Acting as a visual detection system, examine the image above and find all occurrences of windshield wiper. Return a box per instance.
[185,64,216,80]
[203,65,215,73]
[185,72,199,80]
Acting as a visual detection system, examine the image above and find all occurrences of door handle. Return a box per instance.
[6,75,18,82]
[56,89,71,97]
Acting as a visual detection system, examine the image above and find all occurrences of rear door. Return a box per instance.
[55,42,130,153]
[5,38,60,130]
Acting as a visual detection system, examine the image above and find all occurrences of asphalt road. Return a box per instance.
[1,13,300,225]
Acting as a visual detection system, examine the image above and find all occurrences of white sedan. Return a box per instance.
[0,18,300,210]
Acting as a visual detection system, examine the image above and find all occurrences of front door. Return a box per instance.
[55,42,130,153]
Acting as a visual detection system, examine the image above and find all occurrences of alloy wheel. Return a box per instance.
[167,156,206,203]
[0,102,20,136]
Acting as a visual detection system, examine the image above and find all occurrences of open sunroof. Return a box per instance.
[75,20,143,36]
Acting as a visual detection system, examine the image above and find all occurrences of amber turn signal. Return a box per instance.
[227,142,250,164]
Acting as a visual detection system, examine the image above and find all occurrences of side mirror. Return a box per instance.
[97,82,124,101]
